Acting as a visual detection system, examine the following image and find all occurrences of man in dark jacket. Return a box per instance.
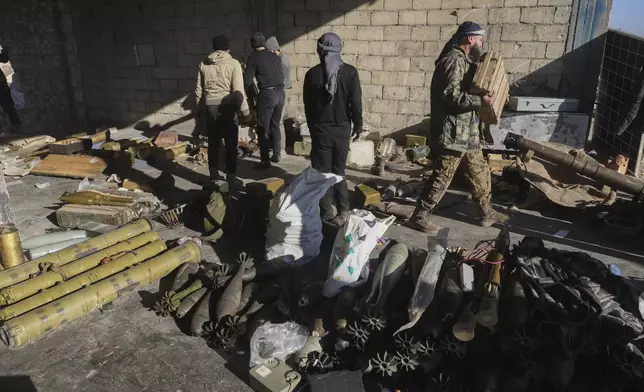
[265,36,290,156]
[244,32,285,168]
[408,21,508,235]
[304,32,363,226]
[0,45,21,131]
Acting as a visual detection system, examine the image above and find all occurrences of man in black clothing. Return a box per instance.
[244,32,285,169]
[304,32,363,226]
[0,45,21,131]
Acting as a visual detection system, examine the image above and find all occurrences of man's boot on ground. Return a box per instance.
[408,207,441,235]
[479,203,510,228]
[254,161,272,169]
[227,173,243,192]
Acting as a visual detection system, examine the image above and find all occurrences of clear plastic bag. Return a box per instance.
[249,322,310,367]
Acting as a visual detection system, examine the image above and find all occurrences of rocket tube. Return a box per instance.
[0,240,167,321]
[0,219,152,289]
[0,241,201,347]
[0,231,160,306]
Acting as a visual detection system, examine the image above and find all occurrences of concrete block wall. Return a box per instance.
[69,0,256,132]
[0,0,78,134]
[64,0,576,137]
[280,0,575,135]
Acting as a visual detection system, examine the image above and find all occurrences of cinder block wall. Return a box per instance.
[66,0,576,136]
[0,0,80,134]
[68,0,256,132]
[281,0,574,134]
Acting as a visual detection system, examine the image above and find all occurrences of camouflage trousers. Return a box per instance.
[419,147,492,214]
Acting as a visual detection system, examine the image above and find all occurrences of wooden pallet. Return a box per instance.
[471,51,510,125]
[32,154,107,179]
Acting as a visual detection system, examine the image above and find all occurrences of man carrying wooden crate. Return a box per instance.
[409,22,509,235]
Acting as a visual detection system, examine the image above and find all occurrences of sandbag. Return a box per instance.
[265,167,342,265]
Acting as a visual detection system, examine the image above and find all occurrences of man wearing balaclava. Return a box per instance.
[304,32,363,226]
[409,21,509,234]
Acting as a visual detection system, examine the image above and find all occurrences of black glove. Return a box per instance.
[351,126,363,142]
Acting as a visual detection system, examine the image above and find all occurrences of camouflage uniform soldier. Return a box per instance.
[409,22,508,234]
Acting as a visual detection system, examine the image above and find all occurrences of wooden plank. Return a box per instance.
[32,154,107,179]
[470,51,510,125]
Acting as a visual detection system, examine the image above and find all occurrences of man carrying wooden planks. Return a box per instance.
[408,21,509,235]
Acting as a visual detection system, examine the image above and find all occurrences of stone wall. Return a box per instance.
[280,0,575,134]
[66,0,577,136]
[69,0,256,132]
[0,0,80,134]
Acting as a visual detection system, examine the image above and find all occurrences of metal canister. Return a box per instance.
[0,225,24,269]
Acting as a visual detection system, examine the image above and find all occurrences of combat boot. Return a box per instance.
[479,203,510,228]
[227,173,243,193]
[408,208,441,235]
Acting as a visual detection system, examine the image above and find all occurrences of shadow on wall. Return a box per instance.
[69,0,379,136]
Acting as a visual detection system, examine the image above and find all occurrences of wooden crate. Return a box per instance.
[32,154,107,179]
[471,51,510,125]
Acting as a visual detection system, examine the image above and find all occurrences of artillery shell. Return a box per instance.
[191,289,212,336]
[365,242,409,310]
[216,255,254,321]
[237,282,257,314]
[176,287,208,319]
[0,241,201,347]
[0,240,167,321]
[0,231,160,306]
[0,219,152,289]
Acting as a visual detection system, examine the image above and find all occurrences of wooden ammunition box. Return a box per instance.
[405,134,427,147]
[56,205,134,228]
[49,138,86,155]
[471,51,510,125]
[247,177,285,196]
[355,184,381,207]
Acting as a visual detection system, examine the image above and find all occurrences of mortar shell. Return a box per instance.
[0,219,152,289]
[0,241,201,347]
[0,225,24,270]
[0,231,160,306]
[0,239,167,321]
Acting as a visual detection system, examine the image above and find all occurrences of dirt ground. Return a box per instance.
[1,129,643,392]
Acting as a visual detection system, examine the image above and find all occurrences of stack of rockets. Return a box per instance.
[0,219,201,348]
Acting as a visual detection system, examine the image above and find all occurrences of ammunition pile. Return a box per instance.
[0,219,201,347]
[155,227,644,392]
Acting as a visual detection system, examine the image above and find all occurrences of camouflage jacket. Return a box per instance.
[429,47,482,152]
